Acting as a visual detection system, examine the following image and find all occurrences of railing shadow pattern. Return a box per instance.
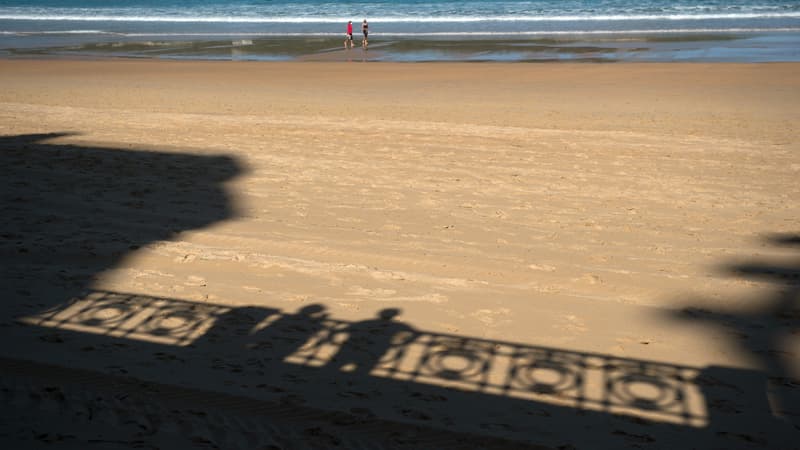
[22,289,706,428]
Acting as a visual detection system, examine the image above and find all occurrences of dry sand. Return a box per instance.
[1,60,799,448]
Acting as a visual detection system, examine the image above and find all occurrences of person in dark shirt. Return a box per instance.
[361,19,369,49]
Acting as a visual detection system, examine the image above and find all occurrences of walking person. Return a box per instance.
[361,19,369,49]
[344,20,354,49]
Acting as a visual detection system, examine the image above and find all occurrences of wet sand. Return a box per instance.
[1,60,799,448]
[5,33,800,62]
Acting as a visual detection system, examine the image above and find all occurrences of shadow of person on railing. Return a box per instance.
[192,303,330,366]
[250,304,330,364]
[671,233,800,441]
[0,132,243,320]
[327,308,416,376]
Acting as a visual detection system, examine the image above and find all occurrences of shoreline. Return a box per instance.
[2,30,800,62]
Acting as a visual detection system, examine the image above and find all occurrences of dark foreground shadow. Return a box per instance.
[1,132,242,315]
[1,134,798,448]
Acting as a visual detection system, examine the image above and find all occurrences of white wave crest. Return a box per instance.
[7,27,798,38]
[1,12,800,23]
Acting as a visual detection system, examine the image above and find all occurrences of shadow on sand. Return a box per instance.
[0,133,797,448]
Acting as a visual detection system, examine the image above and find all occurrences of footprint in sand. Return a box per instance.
[558,314,588,333]
[399,408,432,421]
[578,273,602,285]
[528,263,556,272]
[175,254,197,263]
[470,308,511,327]
[185,275,207,287]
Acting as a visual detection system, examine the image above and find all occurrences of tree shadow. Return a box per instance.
[670,233,800,438]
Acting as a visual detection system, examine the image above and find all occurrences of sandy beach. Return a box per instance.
[1,60,799,448]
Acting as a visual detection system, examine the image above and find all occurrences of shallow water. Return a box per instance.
[2,1,799,61]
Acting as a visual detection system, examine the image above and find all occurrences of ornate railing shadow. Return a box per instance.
[290,316,706,427]
[22,290,707,428]
[21,290,229,347]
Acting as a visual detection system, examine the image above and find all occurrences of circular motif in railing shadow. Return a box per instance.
[78,302,135,328]
[140,308,205,337]
[514,359,581,395]
[425,346,489,381]
[609,373,681,411]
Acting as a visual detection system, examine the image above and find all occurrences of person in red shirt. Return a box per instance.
[344,21,354,49]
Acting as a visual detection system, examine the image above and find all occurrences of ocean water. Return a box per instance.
[2,0,799,61]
